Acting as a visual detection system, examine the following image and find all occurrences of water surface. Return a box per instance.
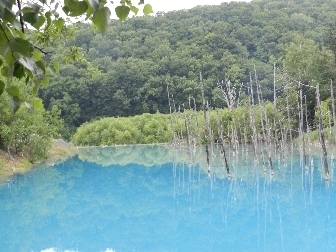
[0,145,335,252]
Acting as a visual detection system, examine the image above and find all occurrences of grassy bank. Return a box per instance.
[0,140,77,181]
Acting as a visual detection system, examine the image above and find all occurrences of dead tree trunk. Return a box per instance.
[167,83,176,144]
[285,82,293,146]
[299,84,307,169]
[216,111,230,176]
[331,80,336,144]
[273,62,277,142]
[200,73,211,174]
[249,74,258,162]
[316,84,329,180]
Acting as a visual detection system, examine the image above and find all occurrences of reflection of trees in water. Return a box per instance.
[0,158,83,251]
[77,144,334,185]
[0,145,335,251]
[1,155,186,250]
[77,145,177,167]
[170,147,336,251]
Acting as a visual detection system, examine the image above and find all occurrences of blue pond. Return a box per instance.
[0,145,336,252]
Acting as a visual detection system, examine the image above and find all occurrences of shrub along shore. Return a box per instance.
[3,99,335,180]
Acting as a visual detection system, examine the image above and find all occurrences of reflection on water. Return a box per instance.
[0,145,335,251]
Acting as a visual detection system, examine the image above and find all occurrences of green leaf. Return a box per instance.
[32,15,46,30]
[92,7,111,32]
[6,86,20,97]
[33,98,43,109]
[45,11,52,29]
[32,86,38,95]
[0,45,9,56]
[9,94,21,112]
[17,57,34,71]
[64,0,71,7]
[1,66,10,77]
[1,0,15,9]
[65,0,89,16]
[62,5,70,15]
[23,12,38,25]
[0,58,2,67]
[138,0,144,4]
[40,77,49,86]
[73,1,89,16]
[0,80,5,96]
[0,28,8,46]
[2,23,14,40]
[9,38,33,57]
[53,18,65,30]
[32,80,40,95]
[32,50,43,60]
[87,0,99,10]
[13,29,26,39]
[115,5,130,21]
[26,70,33,81]
[35,60,45,74]
[21,5,41,25]
[1,7,16,23]
[130,6,139,15]
[143,4,153,15]
[13,62,25,79]
[4,51,15,67]
[86,6,94,17]
[26,3,42,12]
[18,57,43,75]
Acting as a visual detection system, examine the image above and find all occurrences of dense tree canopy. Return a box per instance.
[36,0,336,138]
[2,0,336,146]
[0,0,153,111]
[0,0,153,158]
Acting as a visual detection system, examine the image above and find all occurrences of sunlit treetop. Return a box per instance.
[0,0,153,111]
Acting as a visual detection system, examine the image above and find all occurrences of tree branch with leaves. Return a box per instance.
[0,0,153,111]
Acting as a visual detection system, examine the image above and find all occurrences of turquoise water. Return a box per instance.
[0,145,335,252]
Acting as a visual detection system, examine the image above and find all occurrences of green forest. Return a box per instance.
[42,0,336,137]
[1,0,336,160]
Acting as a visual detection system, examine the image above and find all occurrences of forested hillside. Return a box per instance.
[0,0,154,168]
[39,0,336,137]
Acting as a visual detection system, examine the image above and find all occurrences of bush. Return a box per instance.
[28,135,52,163]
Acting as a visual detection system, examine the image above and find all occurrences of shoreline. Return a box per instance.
[0,140,77,183]
[1,139,335,183]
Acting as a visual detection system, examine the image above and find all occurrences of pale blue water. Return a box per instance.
[0,145,336,252]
